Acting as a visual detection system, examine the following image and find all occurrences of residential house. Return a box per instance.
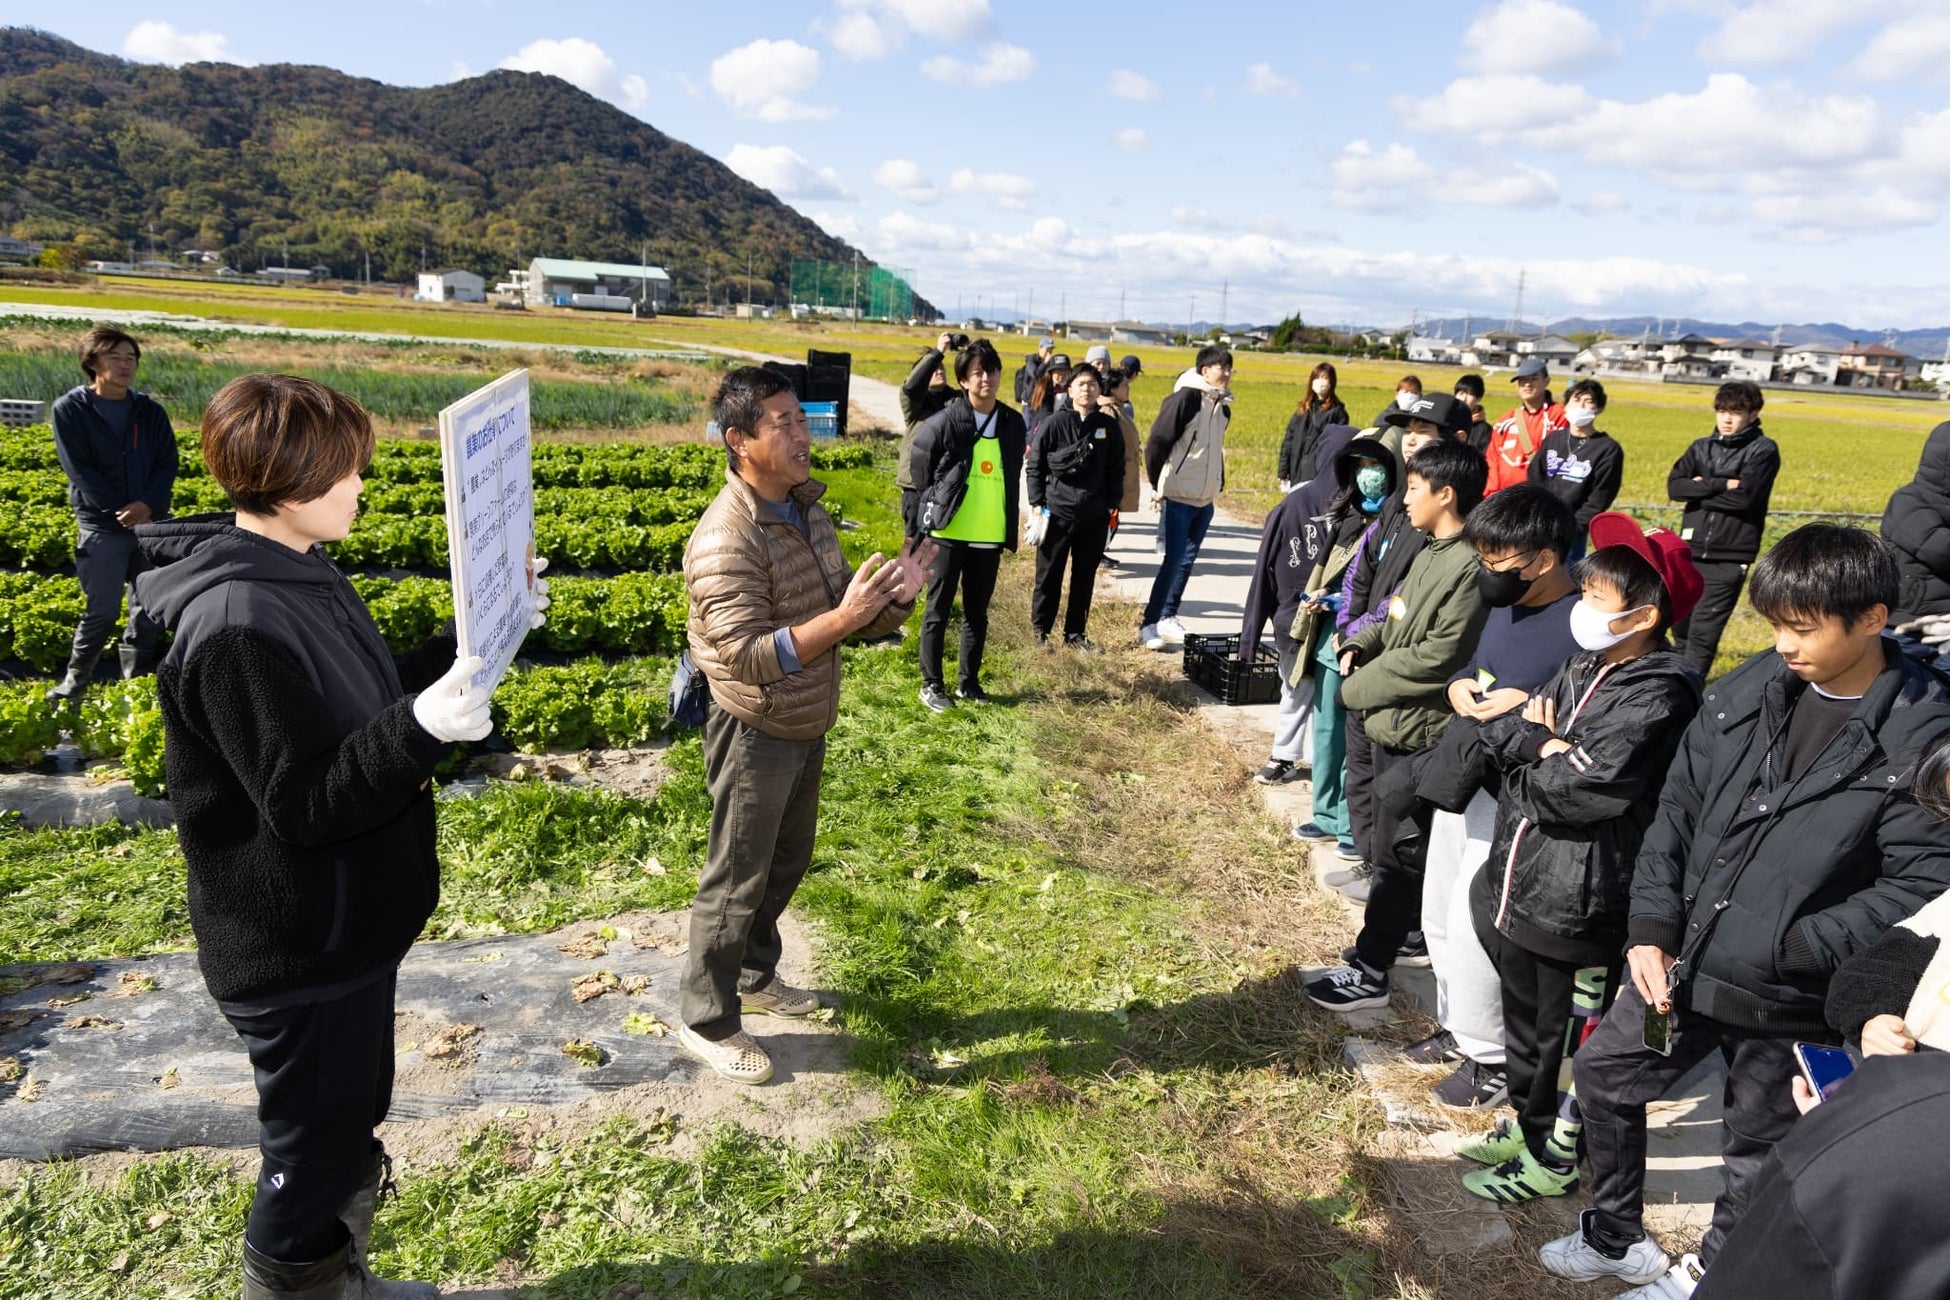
[1659,333,1722,380]
[1111,320,1176,346]
[0,237,45,262]
[1779,343,1843,386]
[1837,342,1913,391]
[1407,336,1460,364]
[523,257,671,309]
[1064,319,1115,343]
[1518,335,1581,369]
[1711,339,1779,383]
[417,269,486,303]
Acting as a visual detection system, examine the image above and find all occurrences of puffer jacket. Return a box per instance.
[1629,642,1950,1033]
[685,472,913,741]
[1276,400,1350,484]
[906,397,1026,544]
[896,349,954,491]
[1883,420,1950,622]
[1478,649,1702,956]
[1144,372,1230,506]
[1667,422,1780,563]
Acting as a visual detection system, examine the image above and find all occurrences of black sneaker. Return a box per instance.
[1255,759,1304,784]
[956,683,991,703]
[1064,634,1103,655]
[919,684,956,713]
[1034,632,1054,651]
[1432,1058,1511,1109]
[1404,1029,1464,1064]
[1304,960,1390,1012]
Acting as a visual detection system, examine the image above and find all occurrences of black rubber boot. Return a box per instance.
[241,1236,351,1299]
[43,652,95,703]
[338,1147,439,1299]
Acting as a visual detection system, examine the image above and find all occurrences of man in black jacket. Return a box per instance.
[46,324,178,700]
[1538,526,1950,1298]
[1881,419,1950,663]
[895,333,961,530]
[1669,381,1780,677]
[905,340,1026,708]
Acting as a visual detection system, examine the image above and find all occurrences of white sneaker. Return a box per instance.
[1539,1213,1670,1285]
[1614,1254,1703,1299]
[1139,623,1167,651]
[1157,616,1188,644]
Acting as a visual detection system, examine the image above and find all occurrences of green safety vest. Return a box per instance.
[933,420,1007,545]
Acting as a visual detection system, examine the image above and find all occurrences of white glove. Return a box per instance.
[413,656,493,743]
[1024,508,1049,547]
[529,556,551,630]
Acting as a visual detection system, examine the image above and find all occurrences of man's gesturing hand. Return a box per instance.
[886,537,937,605]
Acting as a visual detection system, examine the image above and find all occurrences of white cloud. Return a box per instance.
[499,37,649,112]
[1114,127,1150,153]
[1330,140,1436,210]
[1462,0,1616,73]
[1846,13,1950,82]
[873,158,941,204]
[1750,189,1937,242]
[1331,140,1559,210]
[710,39,834,121]
[1394,74,1593,142]
[1573,190,1630,215]
[122,20,250,66]
[921,43,1036,88]
[1468,163,1562,207]
[827,10,898,60]
[1245,63,1298,98]
[723,145,852,200]
[806,211,862,240]
[947,167,1036,210]
[1698,0,1860,65]
[821,0,992,57]
[1108,69,1160,101]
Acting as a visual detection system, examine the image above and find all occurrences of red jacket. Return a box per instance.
[1486,402,1567,495]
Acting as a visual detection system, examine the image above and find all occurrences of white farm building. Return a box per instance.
[417,269,486,303]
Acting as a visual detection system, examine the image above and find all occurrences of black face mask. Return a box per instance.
[1476,562,1537,608]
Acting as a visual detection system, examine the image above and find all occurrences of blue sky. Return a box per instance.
[17,0,1950,328]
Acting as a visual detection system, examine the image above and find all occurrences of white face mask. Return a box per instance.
[1570,599,1651,651]
[1312,378,1331,396]
[1567,405,1599,429]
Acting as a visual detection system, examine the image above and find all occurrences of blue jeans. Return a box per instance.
[1142,499,1214,625]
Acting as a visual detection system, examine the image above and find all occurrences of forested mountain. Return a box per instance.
[0,28,913,308]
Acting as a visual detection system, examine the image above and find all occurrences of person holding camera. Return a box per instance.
[1026,366,1124,652]
[896,331,964,528]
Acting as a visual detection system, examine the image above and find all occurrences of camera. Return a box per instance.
[948,332,970,350]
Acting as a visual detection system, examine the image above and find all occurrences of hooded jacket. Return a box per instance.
[1339,430,1425,640]
[895,349,955,491]
[1882,420,1950,622]
[1340,530,1489,753]
[1668,422,1780,563]
[50,386,178,532]
[1025,406,1123,526]
[1692,1053,1950,1300]
[685,472,914,742]
[1240,424,1362,659]
[1276,399,1350,484]
[1628,643,1950,1033]
[905,397,1027,544]
[1144,370,1230,507]
[1477,648,1703,960]
[132,517,455,1004]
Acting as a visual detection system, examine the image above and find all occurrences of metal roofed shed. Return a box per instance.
[526,257,671,309]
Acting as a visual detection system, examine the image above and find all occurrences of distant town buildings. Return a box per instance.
[1416,327,1941,393]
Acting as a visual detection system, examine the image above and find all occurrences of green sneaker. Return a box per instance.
[1460,1147,1579,1204]
[1456,1116,1525,1167]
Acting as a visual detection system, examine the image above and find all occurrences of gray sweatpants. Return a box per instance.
[680,702,826,1038]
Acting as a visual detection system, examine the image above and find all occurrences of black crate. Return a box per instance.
[1181,632,1282,705]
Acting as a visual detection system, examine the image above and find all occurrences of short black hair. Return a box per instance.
[1194,344,1233,372]
[1453,373,1485,400]
[1749,524,1897,627]
[955,338,1002,384]
[1714,380,1765,415]
[714,366,795,472]
[1574,545,1674,634]
[1406,440,1487,517]
[1565,378,1608,412]
[1464,484,1576,563]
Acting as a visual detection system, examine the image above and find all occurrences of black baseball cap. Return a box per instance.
[1511,357,1550,381]
[1382,391,1472,438]
[1118,354,1142,376]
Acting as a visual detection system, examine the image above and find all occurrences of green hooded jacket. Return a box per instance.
[1339,529,1488,752]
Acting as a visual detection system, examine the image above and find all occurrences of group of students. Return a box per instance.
[1240,375,1950,1296]
[896,335,1236,711]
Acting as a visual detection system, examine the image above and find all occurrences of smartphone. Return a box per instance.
[1794,1042,1856,1104]
[1642,1002,1673,1056]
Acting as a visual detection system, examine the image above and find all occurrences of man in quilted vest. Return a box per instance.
[680,366,933,1084]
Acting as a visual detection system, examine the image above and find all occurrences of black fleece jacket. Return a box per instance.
[133,517,457,1004]
[1668,423,1780,563]
[1276,401,1350,484]
[1628,643,1950,1033]
[50,386,178,531]
[1882,420,1950,622]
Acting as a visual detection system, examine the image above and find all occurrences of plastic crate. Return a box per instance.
[802,400,839,440]
[1181,632,1282,705]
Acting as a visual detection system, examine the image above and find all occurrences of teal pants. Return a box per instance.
[1306,638,1349,838]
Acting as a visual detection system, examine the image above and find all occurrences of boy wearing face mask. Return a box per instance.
[1402,487,1586,1111]
[1455,514,1703,1211]
[1528,379,1623,559]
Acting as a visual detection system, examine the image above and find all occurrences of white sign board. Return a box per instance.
[438,370,536,692]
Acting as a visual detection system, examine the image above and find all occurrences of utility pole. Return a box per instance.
[1220,278,1228,329]
[1059,290,1066,326]
[1506,268,1525,337]
[1119,285,1126,321]
[850,250,860,321]
[1027,288,1033,328]
[745,248,753,314]
[1188,293,1197,344]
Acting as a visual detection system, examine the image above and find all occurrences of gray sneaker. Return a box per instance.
[919,684,955,713]
[1322,862,1371,889]
[740,978,821,1017]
